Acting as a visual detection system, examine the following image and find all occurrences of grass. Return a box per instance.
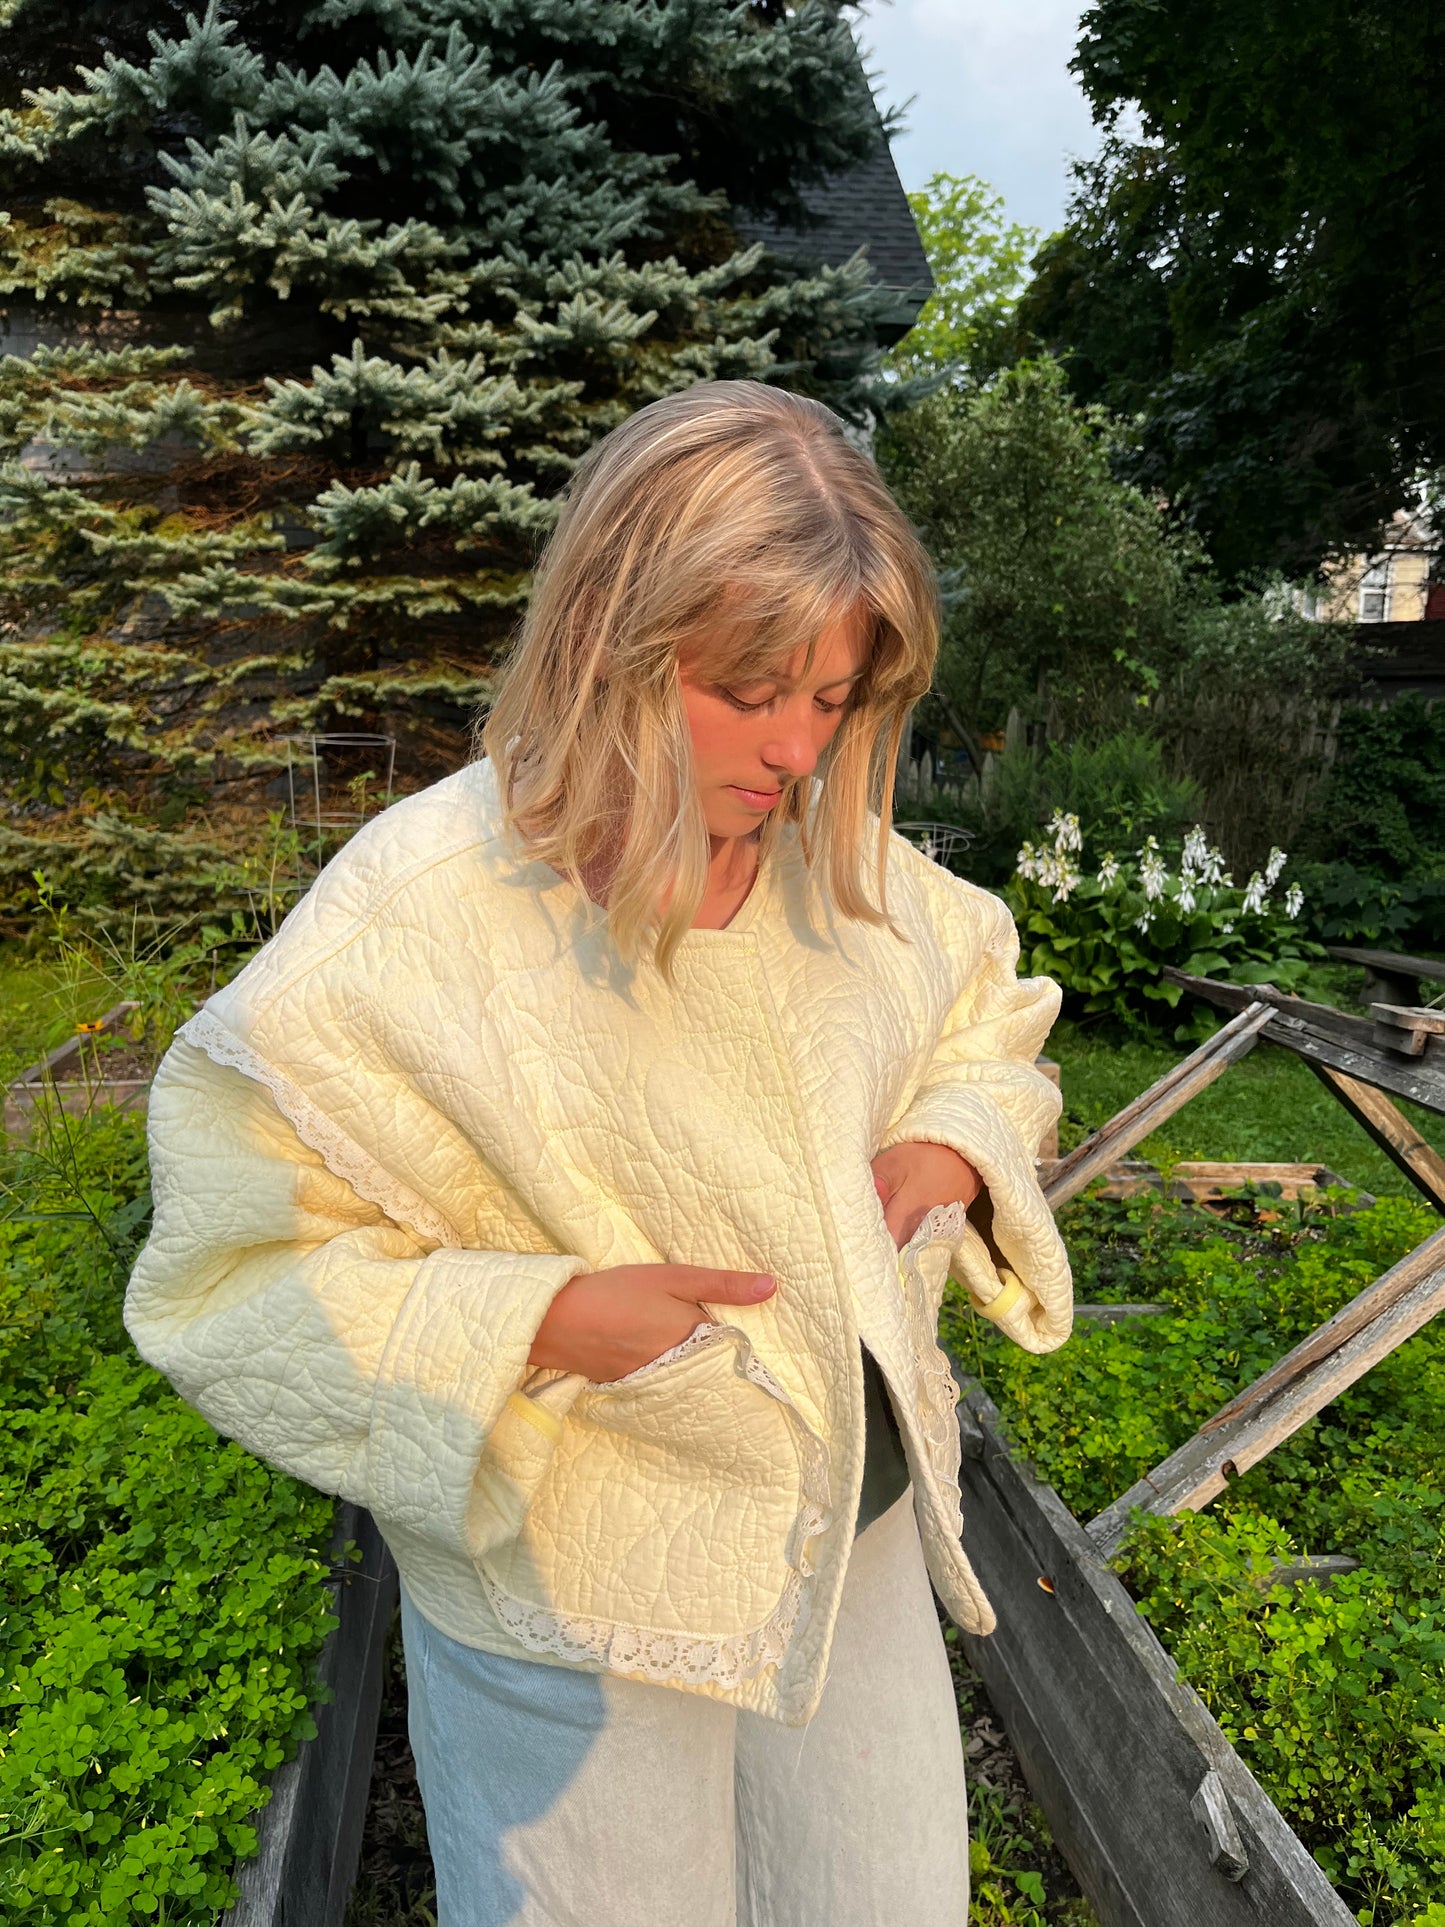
[1047,1014,1445,1199]
[0,947,115,1069]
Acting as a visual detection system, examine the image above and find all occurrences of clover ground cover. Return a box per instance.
[945,1188,1445,1927]
[0,1107,344,1924]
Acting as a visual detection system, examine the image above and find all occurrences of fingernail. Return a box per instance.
[751,1274,775,1297]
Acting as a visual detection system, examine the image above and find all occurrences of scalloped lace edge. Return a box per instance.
[478,1325,833,1690]
[176,1009,461,1251]
[899,1201,972,1543]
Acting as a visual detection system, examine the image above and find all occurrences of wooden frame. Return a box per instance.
[947,971,1445,1921]
[221,1503,398,1927]
[951,1382,1355,1925]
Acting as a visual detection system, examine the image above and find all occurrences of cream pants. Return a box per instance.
[399,1488,972,1927]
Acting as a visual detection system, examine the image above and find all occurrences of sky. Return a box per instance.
[853,1,1103,240]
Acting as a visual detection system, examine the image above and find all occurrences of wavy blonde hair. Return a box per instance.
[474,379,940,980]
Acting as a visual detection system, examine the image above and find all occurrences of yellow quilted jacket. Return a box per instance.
[124,756,1072,1725]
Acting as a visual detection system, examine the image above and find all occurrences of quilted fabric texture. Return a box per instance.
[124,756,1072,1725]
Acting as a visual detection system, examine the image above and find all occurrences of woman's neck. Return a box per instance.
[579,824,761,923]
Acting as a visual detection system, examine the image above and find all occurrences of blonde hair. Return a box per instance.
[474,379,940,980]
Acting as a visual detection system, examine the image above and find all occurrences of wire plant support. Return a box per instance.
[280,733,398,880]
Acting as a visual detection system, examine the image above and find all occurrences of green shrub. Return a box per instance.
[1004,814,1324,1028]
[940,726,1203,890]
[947,1189,1445,1924]
[0,1108,342,1924]
[1298,695,1445,885]
[1294,860,1445,952]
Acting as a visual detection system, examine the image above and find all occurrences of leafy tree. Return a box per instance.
[1018,2,1445,580]
[0,0,899,930]
[876,355,1196,768]
[884,171,1037,385]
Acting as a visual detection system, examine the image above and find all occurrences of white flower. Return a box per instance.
[1047,810,1083,855]
[1242,872,1268,916]
[1264,846,1288,888]
[1138,834,1169,902]
[1017,837,1081,902]
[1182,826,1209,875]
[1042,850,1083,903]
[1135,909,1154,934]
[1176,881,1197,915]
[1220,919,1235,934]
[1097,852,1120,888]
[1202,845,1229,885]
[1284,883,1304,919]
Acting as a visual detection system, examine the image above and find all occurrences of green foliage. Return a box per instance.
[947,725,1203,889]
[875,357,1198,761]
[946,1190,1445,1922]
[883,172,1040,386]
[1295,863,1445,954]
[1005,815,1323,1029]
[0,0,899,929]
[1289,693,1445,951]
[1018,3,1445,579]
[1298,694,1445,880]
[0,1104,342,1924]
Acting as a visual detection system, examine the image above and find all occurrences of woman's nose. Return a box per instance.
[760,706,822,779]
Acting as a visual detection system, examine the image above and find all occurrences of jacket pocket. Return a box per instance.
[466,1373,584,1559]
[474,1324,829,1676]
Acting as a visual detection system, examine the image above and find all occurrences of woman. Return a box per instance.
[125,379,1073,1926]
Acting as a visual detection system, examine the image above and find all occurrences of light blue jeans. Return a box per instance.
[398,1486,971,1927]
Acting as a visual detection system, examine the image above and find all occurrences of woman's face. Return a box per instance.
[677,600,874,841]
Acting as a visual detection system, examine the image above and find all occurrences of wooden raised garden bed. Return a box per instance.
[949,972,1445,1924]
[4,998,156,1138]
[221,1502,398,1927]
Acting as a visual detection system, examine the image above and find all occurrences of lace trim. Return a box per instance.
[479,1325,833,1690]
[175,1008,462,1252]
[897,1203,972,1541]
[588,1319,721,1389]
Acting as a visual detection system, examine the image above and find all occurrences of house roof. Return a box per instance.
[731,135,934,346]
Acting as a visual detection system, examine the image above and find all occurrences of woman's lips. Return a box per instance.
[729,784,783,808]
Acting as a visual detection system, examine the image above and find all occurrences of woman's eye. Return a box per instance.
[718,689,846,715]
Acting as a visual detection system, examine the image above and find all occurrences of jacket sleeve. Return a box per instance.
[123,1037,590,1561]
[877,885,1073,1353]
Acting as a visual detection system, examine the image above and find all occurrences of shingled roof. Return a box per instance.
[731,129,934,347]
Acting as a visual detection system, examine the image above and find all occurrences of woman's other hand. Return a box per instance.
[870,1141,982,1249]
[527,1264,777,1381]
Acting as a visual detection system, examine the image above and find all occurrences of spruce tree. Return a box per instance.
[0,0,901,933]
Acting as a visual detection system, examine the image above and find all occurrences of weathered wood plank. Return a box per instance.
[1042,1004,1275,1210]
[1325,943,1445,982]
[1087,1229,1445,1556]
[949,1380,1355,1926]
[1305,1062,1445,1211]
[1165,970,1445,1113]
[1196,1223,1445,1435]
[221,1503,398,1927]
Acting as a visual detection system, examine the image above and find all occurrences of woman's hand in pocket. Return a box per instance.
[870,1141,982,1248]
[527,1264,777,1381]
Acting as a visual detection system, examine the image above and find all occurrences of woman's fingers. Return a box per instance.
[665,1266,776,1306]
